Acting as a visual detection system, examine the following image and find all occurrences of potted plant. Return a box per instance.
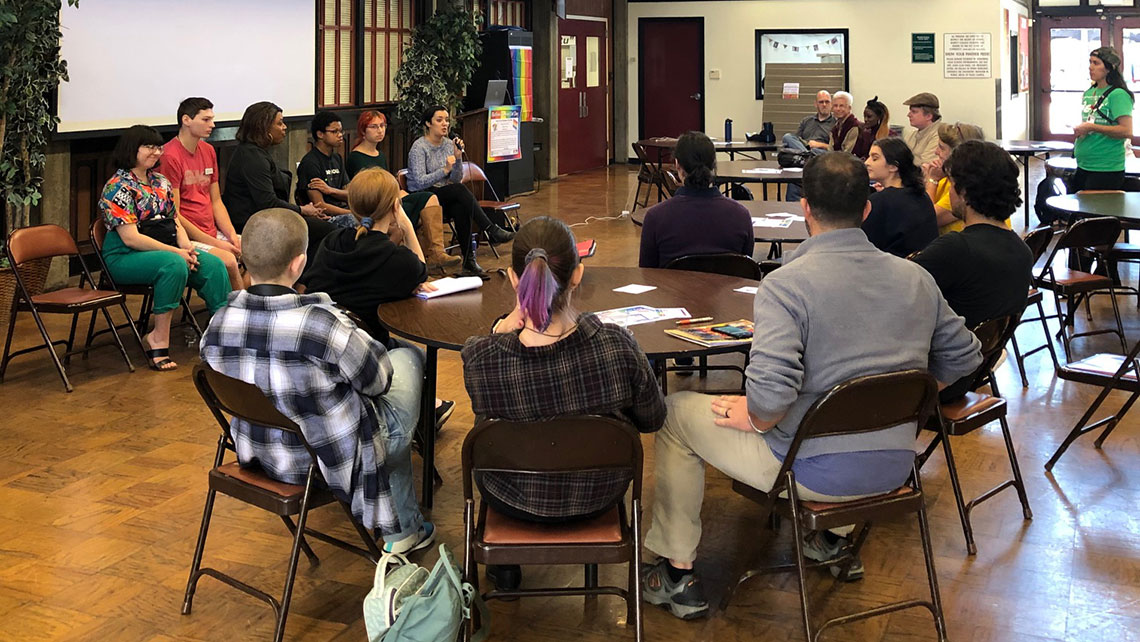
[0,0,77,329]
[394,6,482,135]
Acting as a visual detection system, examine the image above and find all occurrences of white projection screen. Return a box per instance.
[58,0,316,134]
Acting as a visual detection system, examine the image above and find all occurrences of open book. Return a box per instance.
[415,276,483,300]
[665,319,755,347]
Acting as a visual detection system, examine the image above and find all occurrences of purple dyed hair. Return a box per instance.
[511,216,579,332]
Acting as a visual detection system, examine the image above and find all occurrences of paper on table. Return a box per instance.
[415,276,483,299]
[613,283,657,294]
[741,168,781,174]
[766,212,805,221]
[782,167,803,172]
[734,286,759,295]
[753,217,794,228]
[595,305,690,327]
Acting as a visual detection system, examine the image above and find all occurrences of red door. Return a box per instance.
[558,18,609,175]
[639,17,704,139]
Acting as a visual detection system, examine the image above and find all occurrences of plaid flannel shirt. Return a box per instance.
[461,313,666,518]
[199,287,400,534]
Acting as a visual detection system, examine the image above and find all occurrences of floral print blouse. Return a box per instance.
[98,168,176,229]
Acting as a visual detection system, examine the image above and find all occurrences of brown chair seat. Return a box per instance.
[479,200,521,212]
[1040,267,1113,289]
[30,287,122,309]
[483,506,622,545]
[800,486,916,513]
[1059,353,1140,389]
[210,462,335,515]
[1027,287,1041,303]
[940,391,1006,425]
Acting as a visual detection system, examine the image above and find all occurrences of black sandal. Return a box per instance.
[145,348,177,372]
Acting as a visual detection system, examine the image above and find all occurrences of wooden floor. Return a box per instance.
[3,161,1140,641]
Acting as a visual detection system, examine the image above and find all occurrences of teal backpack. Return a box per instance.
[364,543,489,642]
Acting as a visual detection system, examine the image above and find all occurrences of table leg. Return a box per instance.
[419,345,438,509]
[1022,153,1033,231]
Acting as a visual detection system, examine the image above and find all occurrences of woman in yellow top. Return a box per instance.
[921,122,989,234]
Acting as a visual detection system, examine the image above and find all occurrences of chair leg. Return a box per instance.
[279,516,320,567]
[1045,384,1124,471]
[1009,333,1029,388]
[99,306,135,373]
[117,300,147,359]
[82,310,99,360]
[0,304,19,382]
[785,478,815,642]
[63,312,80,367]
[1053,290,1073,362]
[630,498,644,642]
[584,564,598,589]
[1107,285,1128,353]
[912,468,949,642]
[27,307,72,393]
[1094,387,1140,448]
[998,416,1033,520]
[273,472,319,642]
[182,487,219,615]
[1037,299,1061,372]
[939,427,977,555]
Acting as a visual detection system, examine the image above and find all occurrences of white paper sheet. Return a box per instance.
[613,284,657,294]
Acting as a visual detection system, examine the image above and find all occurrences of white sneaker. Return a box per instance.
[382,522,436,555]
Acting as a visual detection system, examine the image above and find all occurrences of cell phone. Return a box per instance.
[710,324,753,340]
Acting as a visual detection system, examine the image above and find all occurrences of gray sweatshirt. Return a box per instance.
[406,136,464,192]
[746,227,981,471]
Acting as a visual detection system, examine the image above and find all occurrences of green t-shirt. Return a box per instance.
[346,149,388,178]
[1074,85,1134,172]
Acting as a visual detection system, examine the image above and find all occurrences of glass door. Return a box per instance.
[1038,16,1107,140]
[1114,17,1140,137]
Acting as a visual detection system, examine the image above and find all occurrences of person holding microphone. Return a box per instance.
[406,105,514,275]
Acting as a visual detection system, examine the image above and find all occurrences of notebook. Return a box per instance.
[415,276,483,300]
[578,239,597,259]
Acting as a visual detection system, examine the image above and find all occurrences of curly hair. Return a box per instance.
[235,101,282,148]
[944,140,1022,221]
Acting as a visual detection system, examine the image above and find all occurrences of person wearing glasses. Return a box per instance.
[297,111,357,228]
[98,125,230,372]
[347,110,460,268]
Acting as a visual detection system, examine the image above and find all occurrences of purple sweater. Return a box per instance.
[638,186,755,268]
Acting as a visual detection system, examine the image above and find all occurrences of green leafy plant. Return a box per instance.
[0,0,78,237]
[394,6,482,131]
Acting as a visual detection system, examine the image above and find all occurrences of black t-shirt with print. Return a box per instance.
[295,147,348,208]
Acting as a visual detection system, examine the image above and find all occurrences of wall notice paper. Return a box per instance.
[613,284,657,294]
[944,33,991,79]
[734,286,759,295]
[782,82,800,100]
[415,276,483,300]
[595,305,690,328]
[487,105,522,163]
[753,217,794,228]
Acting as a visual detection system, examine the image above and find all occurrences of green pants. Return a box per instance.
[102,229,230,315]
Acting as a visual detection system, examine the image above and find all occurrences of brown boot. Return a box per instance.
[418,204,461,268]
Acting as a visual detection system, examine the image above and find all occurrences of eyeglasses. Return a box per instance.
[141,145,163,152]
[365,123,387,130]
[324,128,344,135]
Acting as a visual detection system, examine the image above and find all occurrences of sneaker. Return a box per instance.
[382,522,436,555]
[434,400,455,434]
[801,530,864,581]
[641,558,709,620]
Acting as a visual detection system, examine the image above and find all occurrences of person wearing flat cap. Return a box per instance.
[903,92,942,167]
[1072,46,1135,191]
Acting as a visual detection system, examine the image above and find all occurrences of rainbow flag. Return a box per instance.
[510,45,533,122]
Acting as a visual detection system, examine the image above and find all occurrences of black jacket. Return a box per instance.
[222,142,300,232]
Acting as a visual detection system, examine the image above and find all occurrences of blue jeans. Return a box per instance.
[781,133,828,156]
[328,213,358,229]
[373,342,426,542]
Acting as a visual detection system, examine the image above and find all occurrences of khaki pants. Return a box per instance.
[644,391,868,564]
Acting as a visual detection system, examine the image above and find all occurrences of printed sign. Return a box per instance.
[912,33,935,64]
[487,104,522,163]
[944,33,991,79]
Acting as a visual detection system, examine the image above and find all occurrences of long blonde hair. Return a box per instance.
[347,168,401,240]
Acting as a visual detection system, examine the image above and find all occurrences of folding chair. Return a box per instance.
[631,142,665,211]
[1010,226,1060,386]
[82,219,203,352]
[664,253,762,390]
[919,315,1033,555]
[1035,216,1127,361]
[662,169,682,197]
[182,365,382,642]
[1044,338,1140,471]
[1,224,141,392]
[461,415,643,642]
[460,162,522,260]
[727,370,947,642]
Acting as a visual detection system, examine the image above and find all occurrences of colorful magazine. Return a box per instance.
[665,319,755,347]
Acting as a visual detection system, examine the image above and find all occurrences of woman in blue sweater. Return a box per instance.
[407,105,514,275]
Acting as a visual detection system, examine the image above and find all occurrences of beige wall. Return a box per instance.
[626,0,1031,159]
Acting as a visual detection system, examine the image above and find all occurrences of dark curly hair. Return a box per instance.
[944,140,1022,221]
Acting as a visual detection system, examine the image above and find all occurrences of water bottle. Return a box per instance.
[724,118,733,143]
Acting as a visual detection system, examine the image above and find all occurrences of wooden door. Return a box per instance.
[557,18,609,175]
[638,17,703,140]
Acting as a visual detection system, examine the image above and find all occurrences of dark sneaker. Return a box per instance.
[641,558,709,620]
[801,530,864,581]
[434,400,455,434]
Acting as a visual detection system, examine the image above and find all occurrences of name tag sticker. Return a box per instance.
[204,167,214,175]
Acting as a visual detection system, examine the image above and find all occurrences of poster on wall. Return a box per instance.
[944,33,991,79]
[1018,15,1030,93]
[487,104,522,163]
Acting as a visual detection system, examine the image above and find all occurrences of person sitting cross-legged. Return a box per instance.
[640,152,982,620]
[199,207,435,554]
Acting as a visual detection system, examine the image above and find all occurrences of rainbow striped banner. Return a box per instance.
[510,45,533,122]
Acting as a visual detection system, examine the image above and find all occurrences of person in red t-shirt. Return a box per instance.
[161,97,245,289]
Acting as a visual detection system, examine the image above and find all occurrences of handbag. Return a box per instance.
[777,147,811,169]
[137,216,178,247]
[364,543,489,642]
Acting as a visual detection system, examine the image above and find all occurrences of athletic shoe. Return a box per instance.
[641,558,709,620]
[801,529,864,581]
[434,400,455,434]
[382,522,436,555]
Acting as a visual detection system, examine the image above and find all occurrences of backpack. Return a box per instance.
[777,147,811,169]
[364,543,489,642]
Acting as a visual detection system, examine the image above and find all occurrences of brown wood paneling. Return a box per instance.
[565,0,609,20]
[763,63,846,140]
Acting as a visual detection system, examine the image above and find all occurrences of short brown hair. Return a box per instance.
[235,101,282,148]
[241,208,308,280]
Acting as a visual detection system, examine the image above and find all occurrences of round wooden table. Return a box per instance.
[630,200,807,257]
[377,266,760,507]
[1046,192,1140,228]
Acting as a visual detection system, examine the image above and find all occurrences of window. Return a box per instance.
[319,0,355,108]
[363,0,413,104]
[489,0,527,28]
[754,29,849,100]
